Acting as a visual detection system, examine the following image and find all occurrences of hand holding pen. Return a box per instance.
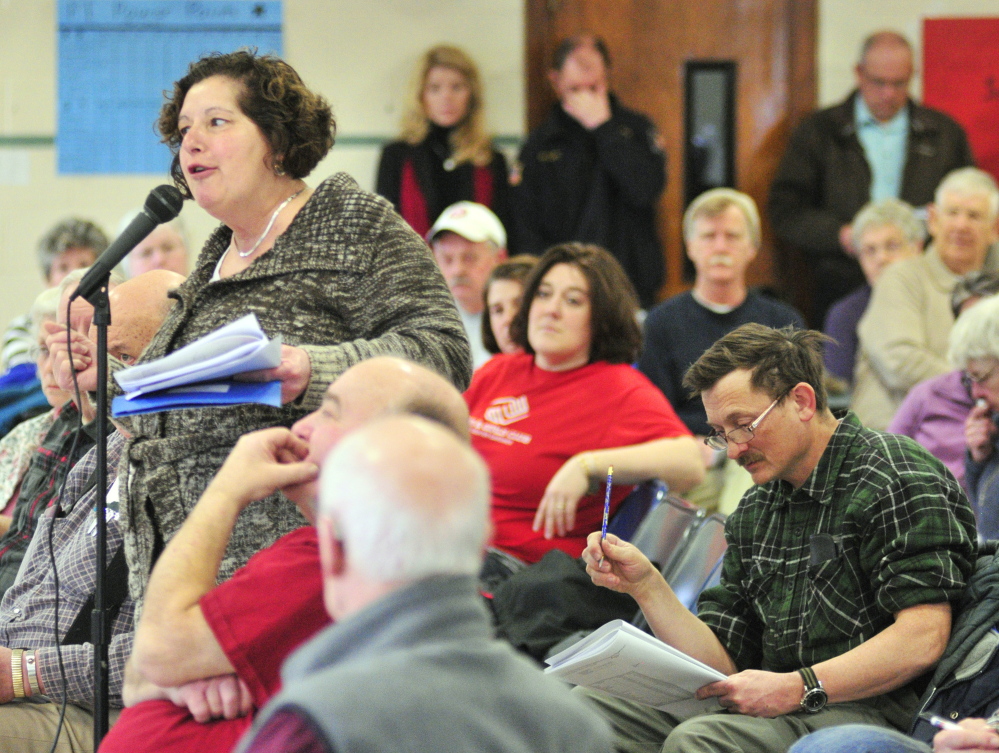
[921,712,999,752]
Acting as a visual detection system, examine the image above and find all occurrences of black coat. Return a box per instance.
[768,92,974,296]
[516,96,666,307]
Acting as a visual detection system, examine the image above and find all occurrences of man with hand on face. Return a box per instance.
[516,34,666,308]
[98,357,471,753]
[0,270,182,753]
[0,267,124,598]
[769,30,974,325]
[579,323,977,753]
[428,202,508,370]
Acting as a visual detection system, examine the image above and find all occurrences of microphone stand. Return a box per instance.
[77,277,111,747]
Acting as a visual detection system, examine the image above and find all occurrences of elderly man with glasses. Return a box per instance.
[579,323,978,753]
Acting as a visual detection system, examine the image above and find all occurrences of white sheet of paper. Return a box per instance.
[116,313,283,397]
[545,620,726,716]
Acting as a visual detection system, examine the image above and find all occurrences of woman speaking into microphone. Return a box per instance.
[106,50,469,598]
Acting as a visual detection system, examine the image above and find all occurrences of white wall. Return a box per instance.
[818,0,999,106]
[2,0,996,342]
[0,0,524,333]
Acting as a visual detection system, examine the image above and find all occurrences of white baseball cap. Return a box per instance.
[427,201,507,249]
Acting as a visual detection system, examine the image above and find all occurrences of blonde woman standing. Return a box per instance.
[377,45,512,240]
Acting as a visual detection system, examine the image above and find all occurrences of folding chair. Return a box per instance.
[605,479,670,542]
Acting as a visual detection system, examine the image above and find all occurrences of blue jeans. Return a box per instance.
[788,724,931,753]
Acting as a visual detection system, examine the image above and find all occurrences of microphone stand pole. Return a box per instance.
[78,277,111,747]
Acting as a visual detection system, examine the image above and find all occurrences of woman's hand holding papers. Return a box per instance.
[234,344,312,405]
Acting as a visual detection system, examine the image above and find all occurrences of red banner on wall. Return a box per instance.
[923,17,999,183]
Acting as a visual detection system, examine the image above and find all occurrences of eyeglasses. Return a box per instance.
[27,345,49,361]
[704,393,785,451]
[962,365,999,394]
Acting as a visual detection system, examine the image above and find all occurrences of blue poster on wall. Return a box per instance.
[57,1,282,174]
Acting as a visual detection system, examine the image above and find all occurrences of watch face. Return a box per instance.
[802,688,828,713]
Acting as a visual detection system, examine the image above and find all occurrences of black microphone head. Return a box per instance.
[144,185,184,224]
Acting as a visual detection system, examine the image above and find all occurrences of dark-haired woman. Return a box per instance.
[116,51,470,596]
[465,244,702,563]
[376,45,512,239]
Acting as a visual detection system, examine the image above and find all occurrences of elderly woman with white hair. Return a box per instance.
[954,293,999,538]
[823,198,923,383]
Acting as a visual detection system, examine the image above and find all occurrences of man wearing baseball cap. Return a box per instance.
[428,201,508,369]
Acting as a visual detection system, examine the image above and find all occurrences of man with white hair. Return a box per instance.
[117,212,190,278]
[640,188,804,437]
[428,201,508,369]
[769,30,974,325]
[236,414,613,753]
[854,167,999,429]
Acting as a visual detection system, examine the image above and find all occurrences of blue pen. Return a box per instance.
[598,466,613,566]
[600,466,614,541]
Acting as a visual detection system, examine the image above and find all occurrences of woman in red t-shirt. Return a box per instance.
[465,244,703,563]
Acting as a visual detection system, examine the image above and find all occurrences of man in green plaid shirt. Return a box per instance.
[580,323,978,753]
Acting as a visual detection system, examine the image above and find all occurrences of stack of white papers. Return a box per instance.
[544,619,726,718]
[112,314,283,417]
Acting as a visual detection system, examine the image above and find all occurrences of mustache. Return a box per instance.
[707,254,734,267]
[448,274,475,288]
[738,452,765,468]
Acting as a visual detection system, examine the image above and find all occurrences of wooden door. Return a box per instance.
[525,0,816,302]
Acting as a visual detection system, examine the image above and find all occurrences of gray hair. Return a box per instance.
[935,167,999,219]
[319,415,490,582]
[115,210,189,277]
[851,198,924,249]
[28,287,62,339]
[949,293,999,366]
[36,218,108,280]
[683,188,761,249]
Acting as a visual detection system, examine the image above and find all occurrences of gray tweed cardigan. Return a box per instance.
[120,172,471,604]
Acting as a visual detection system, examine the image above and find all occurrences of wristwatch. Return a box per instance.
[798,666,827,713]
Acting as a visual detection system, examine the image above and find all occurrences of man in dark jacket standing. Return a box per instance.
[769,30,973,324]
[516,35,666,308]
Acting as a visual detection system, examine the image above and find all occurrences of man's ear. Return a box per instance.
[317,515,346,579]
[790,381,817,421]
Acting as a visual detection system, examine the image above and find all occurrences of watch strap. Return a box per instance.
[10,649,24,699]
[798,666,819,691]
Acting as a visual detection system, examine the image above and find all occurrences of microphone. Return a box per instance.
[72,184,184,302]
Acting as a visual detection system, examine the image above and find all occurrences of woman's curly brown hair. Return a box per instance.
[157,49,335,198]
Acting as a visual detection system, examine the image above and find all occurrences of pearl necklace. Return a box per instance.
[232,188,304,258]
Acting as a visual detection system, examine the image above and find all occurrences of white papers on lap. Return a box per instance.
[544,619,726,718]
[115,313,282,397]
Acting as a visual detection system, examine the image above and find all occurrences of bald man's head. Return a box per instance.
[97,269,185,365]
[319,415,490,606]
[284,356,470,515]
